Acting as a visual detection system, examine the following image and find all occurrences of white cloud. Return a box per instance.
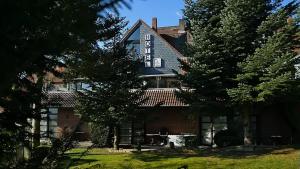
[176,11,182,18]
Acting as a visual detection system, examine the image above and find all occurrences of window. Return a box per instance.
[144,77,156,88]
[201,116,227,145]
[68,83,76,91]
[127,42,140,59]
[48,83,69,91]
[167,80,180,88]
[74,82,92,91]
[76,82,82,90]
[159,78,167,88]
[143,77,179,88]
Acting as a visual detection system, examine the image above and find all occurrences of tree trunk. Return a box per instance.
[210,116,214,147]
[242,107,252,145]
[32,118,40,148]
[113,126,119,150]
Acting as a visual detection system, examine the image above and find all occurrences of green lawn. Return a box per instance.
[64,146,300,169]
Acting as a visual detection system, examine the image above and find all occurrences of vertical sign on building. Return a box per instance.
[144,34,151,67]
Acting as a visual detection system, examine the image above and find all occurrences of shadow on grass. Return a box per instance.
[63,145,300,168]
[131,145,300,162]
[70,158,98,167]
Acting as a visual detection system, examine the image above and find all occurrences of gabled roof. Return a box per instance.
[122,19,186,59]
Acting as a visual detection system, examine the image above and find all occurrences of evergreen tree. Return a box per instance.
[218,0,276,145]
[181,0,298,146]
[68,17,144,150]
[178,0,226,118]
[0,0,131,167]
[228,1,300,145]
[180,0,272,114]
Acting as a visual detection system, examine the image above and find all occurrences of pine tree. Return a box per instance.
[0,0,131,167]
[178,0,226,117]
[228,1,300,145]
[180,0,298,146]
[68,17,145,150]
[217,0,276,145]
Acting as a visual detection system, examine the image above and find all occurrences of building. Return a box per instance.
[43,18,299,146]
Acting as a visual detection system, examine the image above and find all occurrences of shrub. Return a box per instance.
[91,124,110,147]
[214,129,243,147]
[31,146,51,162]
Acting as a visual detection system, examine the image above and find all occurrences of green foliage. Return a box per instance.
[181,0,300,144]
[178,0,226,115]
[0,0,132,168]
[179,0,274,114]
[220,0,272,59]
[228,2,300,104]
[91,124,110,147]
[69,16,144,136]
[29,146,51,167]
[0,0,130,96]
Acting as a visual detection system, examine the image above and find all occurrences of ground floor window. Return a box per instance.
[40,107,58,139]
[201,116,227,146]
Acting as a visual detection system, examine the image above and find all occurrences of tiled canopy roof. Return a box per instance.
[140,89,188,107]
[44,92,77,107]
[44,89,188,108]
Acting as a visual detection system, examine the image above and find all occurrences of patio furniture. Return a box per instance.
[146,133,160,145]
[146,132,169,145]
[182,133,197,147]
[270,135,283,146]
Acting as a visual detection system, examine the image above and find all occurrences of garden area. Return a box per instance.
[63,146,300,169]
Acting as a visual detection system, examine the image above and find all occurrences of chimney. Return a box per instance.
[152,17,157,31]
[179,19,185,32]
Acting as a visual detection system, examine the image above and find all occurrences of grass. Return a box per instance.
[63,146,300,169]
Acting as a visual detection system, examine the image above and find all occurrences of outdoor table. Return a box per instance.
[270,135,282,146]
[182,133,197,147]
[146,133,160,145]
[146,133,169,145]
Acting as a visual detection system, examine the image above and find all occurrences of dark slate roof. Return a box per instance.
[140,89,188,107]
[157,27,190,55]
[44,89,188,108]
[44,92,77,107]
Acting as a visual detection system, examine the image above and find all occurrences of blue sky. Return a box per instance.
[119,0,185,27]
[119,0,293,28]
